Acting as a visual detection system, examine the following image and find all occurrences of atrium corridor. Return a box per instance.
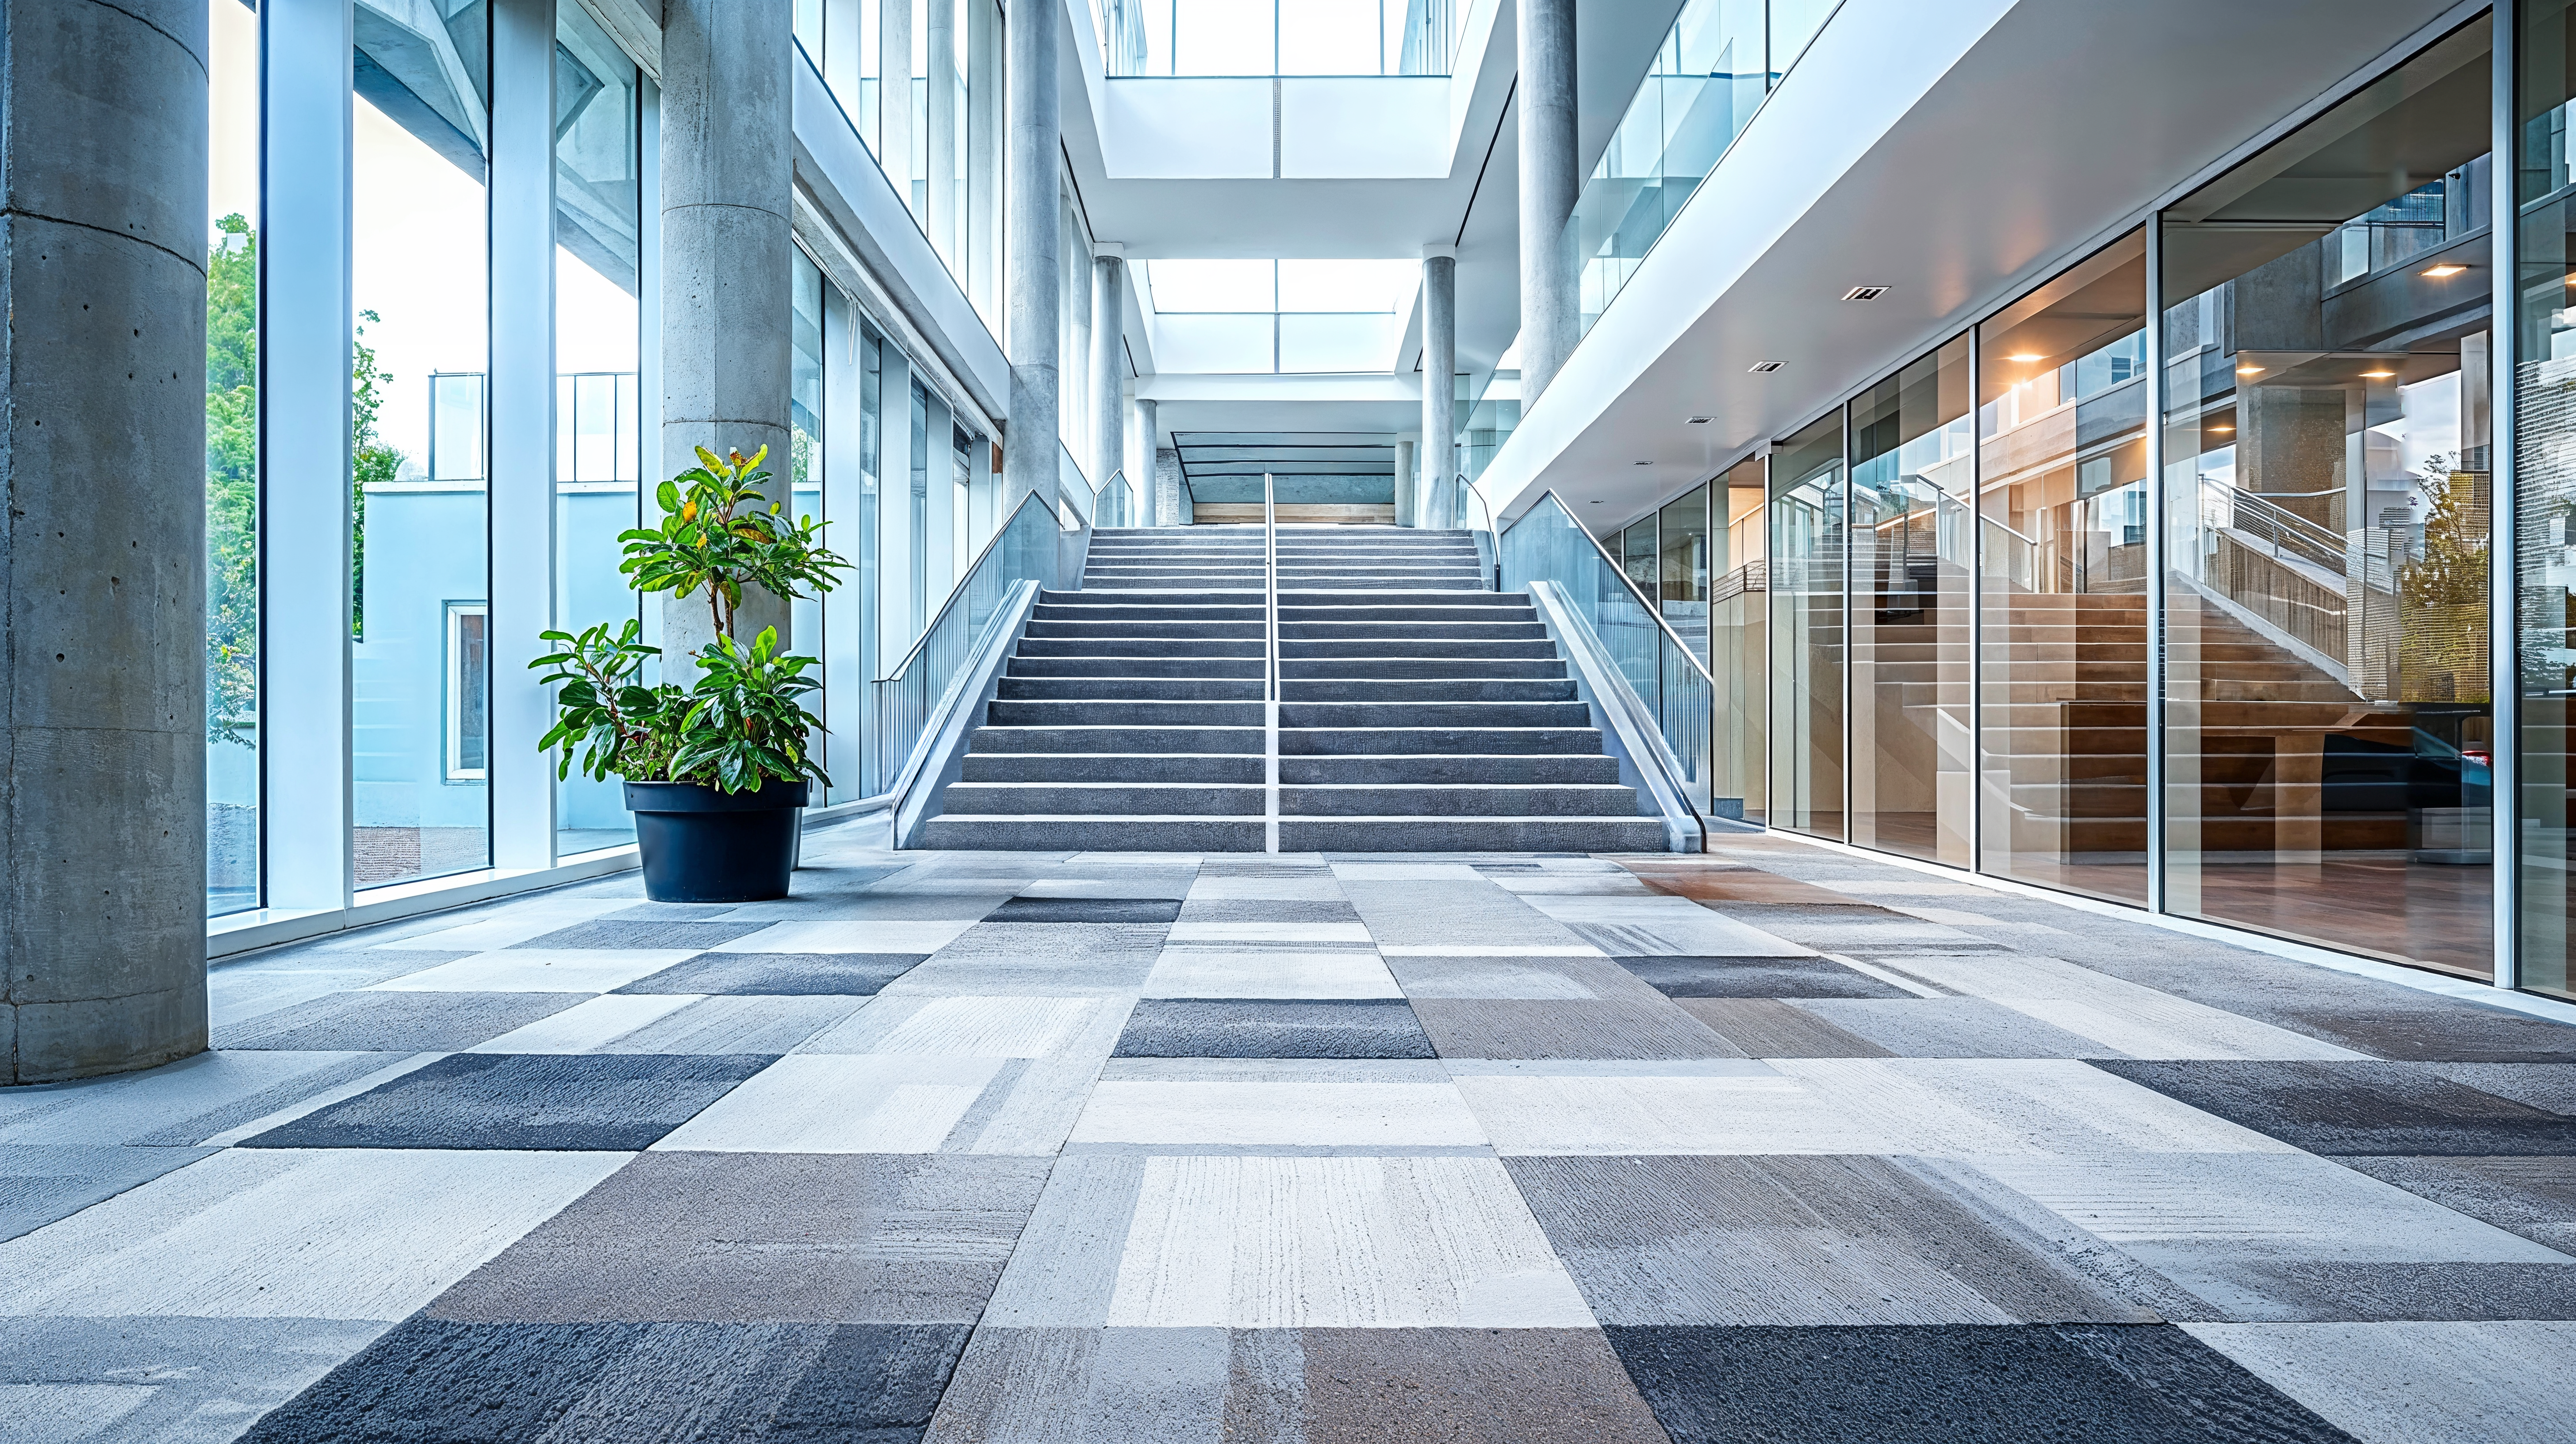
[6,828,2575,1442]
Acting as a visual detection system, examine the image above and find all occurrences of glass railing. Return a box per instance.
[865,490,1083,799]
[1457,365,1519,484]
[1500,489,1712,799]
[1564,0,1844,339]
[1058,443,1095,530]
[1095,469,1141,527]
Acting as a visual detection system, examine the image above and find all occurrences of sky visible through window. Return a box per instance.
[1144,259,1420,373]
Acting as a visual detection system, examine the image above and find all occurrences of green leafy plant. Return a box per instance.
[535,444,843,795]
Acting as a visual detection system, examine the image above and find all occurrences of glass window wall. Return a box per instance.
[207,0,261,914]
[2520,0,2576,999]
[793,253,829,786]
[1770,409,1846,839]
[350,0,492,889]
[1715,455,1768,823]
[2166,15,2494,977]
[1851,336,1973,865]
[554,0,643,857]
[1659,483,1713,666]
[1977,232,2150,903]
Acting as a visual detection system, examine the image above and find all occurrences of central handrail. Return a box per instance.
[1263,470,1278,704]
[1500,489,1716,684]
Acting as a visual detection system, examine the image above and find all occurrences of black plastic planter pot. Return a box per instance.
[624,780,810,902]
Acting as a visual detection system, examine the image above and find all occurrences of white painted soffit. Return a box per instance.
[790,47,1010,428]
[1477,0,2463,526]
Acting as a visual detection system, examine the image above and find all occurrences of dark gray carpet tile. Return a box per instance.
[237,1318,968,1444]
[1175,899,1364,924]
[1113,999,1435,1059]
[1291,1328,1672,1443]
[1507,1155,2157,1327]
[238,1052,775,1151]
[1677,999,1896,1058]
[1413,998,1743,1061]
[212,990,589,1051]
[127,1053,426,1146]
[615,952,927,996]
[1614,954,1914,999]
[2164,1260,2576,1323]
[2235,1005,2576,1064]
[430,1152,1052,1325]
[1793,998,2119,1059]
[0,1144,216,1243]
[2338,1156,2576,1254]
[2422,1063,2576,1114]
[2,1317,391,1442]
[2090,1060,2576,1155]
[1602,1324,2357,1444]
[512,919,775,950]
[986,897,1184,924]
[602,901,742,921]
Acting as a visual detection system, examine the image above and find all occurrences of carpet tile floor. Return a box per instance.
[6,828,2576,1441]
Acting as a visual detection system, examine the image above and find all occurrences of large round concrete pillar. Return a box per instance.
[1003,0,1065,567]
[661,0,794,662]
[1517,0,1578,405]
[2,0,211,1082]
[1092,253,1127,511]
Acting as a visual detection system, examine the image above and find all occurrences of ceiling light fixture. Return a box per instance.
[1842,285,1890,301]
[2360,369,2396,379]
[2006,353,2043,363]
[2211,425,2235,434]
[1633,460,1652,466]
[2237,365,2265,376]
[2423,263,2467,278]
[1687,416,1713,424]
[1748,360,1784,373]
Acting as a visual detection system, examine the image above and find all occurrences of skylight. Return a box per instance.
[1143,260,1422,374]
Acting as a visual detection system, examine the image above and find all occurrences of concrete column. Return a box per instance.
[1136,397,1166,524]
[1394,438,1417,529]
[1516,0,1578,404]
[1422,252,1457,529]
[1003,0,1065,566]
[1092,253,1127,509]
[925,0,959,261]
[2,0,209,1081]
[662,0,794,671]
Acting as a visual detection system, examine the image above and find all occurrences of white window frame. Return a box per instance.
[445,600,491,782]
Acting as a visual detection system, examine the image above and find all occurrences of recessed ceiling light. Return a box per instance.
[1749,360,1784,373]
[2360,369,2396,379]
[1633,460,1652,466]
[2423,263,2467,278]
[1687,415,1713,424]
[1842,285,1890,301]
[2211,425,2235,434]
[2006,353,2043,363]
[2237,365,2265,375]
[1588,499,1604,504]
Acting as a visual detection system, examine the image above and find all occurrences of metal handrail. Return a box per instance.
[1501,488,1716,684]
[875,489,1061,685]
[1263,471,1278,704]
[1458,472,1497,534]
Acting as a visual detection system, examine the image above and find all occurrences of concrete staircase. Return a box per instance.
[918,525,1670,853]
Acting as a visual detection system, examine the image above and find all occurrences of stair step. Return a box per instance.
[1018,638,1265,657]
[962,753,1267,783]
[920,815,1269,851]
[997,677,1268,701]
[1281,784,1641,818]
[1278,701,1594,729]
[1281,726,1609,756]
[969,726,1263,754]
[1009,657,1267,678]
[1280,754,1623,785]
[940,783,1266,815]
[1276,818,1670,851]
[1278,658,1567,680]
[987,699,1266,727]
[1279,679,1577,702]
[1280,640,1559,658]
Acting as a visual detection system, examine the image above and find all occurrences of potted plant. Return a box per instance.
[534,445,847,902]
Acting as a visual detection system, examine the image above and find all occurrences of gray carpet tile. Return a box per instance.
[1174,899,1365,924]
[0,1316,391,1443]
[2255,1006,2576,1064]
[927,1325,1230,1441]
[598,995,870,1054]
[1338,879,1595,950]
[2421,1063,2576,1115]
[1792,998,2121,1058]
[985,897,1184,924]
[2157,1260,2576,1324]
[614,951,928,996]
[1113,999,1436,1059]
[1675,999,1898,1058]
[1614,954,1915,999]
[1506,1154,2156,1326]
[212,990,590,1051]
[1601,1324,2359,1444]
[429,1152,1050,1324]
[2342,1156,2576,1253]
[885,923,1167,995]
[511,919,777,950]
[2091,1060,2576,1155]
[1411,998,1741,1060]
[1289,1328,1671,1444]
[0,1144,217,1243]
[237,1052,776,1151]
[600,902,742,921]
[236,1318,968,1444]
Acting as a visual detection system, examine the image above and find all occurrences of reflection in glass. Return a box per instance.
[1851,337,1973,865]
[2165,15,2493,977]
[793,254,828,785]
[1978,232,2149,903]
[1659,484,1712,665]
[350,0,491,888]
[2519,0,2576,998]
[207,0,260,914]
[1714,457,1768,823]
[555,2,642,856]
[1770,410,1845,839]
